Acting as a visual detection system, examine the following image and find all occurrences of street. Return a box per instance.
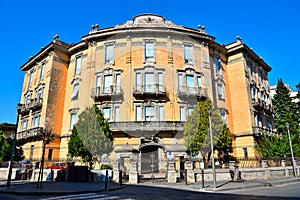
[1,182,300,200]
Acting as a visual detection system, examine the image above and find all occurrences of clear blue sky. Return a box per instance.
[0,0,299,123]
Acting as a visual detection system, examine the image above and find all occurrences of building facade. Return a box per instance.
[17,14,274,172]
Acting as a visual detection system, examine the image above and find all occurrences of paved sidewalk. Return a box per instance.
[0,177,299,195]
[139,177,300,192]
[0,180,126,195]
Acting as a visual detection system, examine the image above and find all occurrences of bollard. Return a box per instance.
[51,169,54,182]
[105,169,108,190]
[184,169,187,185]
[119,170,122,186]
[201,169,204,189]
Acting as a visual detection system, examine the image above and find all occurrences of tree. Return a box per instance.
[184,99,231,163]
[68,126,92,162]
[68,105,113,167]
[215,124,233,165]
[0,123,24,162]
[273,79,300,135]
[256,133,300,157]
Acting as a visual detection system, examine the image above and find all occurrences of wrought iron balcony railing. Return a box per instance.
[252,126,277,136]
[177,86,208,99]
[17,127,43,140]
[109,121,184,136]
[91,86,123,101]
[133,84,167,98]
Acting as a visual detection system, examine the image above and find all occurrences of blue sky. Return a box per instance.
[0,0,299,123]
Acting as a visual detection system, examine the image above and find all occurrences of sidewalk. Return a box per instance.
[0,177,299,195]
[0,180,126,195]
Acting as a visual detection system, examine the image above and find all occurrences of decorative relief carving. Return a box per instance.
[52,56,69,64]
[115,42,127,48]
[132,42,143,46]
[228,57,243,64]
[194,46,201,51]
[172,43,183,48]
[155,42,167,46]
[96,46,104,51]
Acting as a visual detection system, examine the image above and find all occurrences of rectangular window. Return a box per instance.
[29,145,34,161]
[28,71,34,88]
[145,42,155,62]
[104,75,113,93]
[180,107,186,121]
[214,57,221,75]
[21,120,28,131]
[145,106,155,121]
[102,107,111,121]
[105,44,114,64]
[48,149,53,161]
[186,75,195,94]
[243,148,248,159]
[71,84,79,100]
[217,84,224,99]
[135,73,142,91]
[40,63,45,81]
[178,74,183,89]
[145,73,155,92]
[184,45,193,64]
[158,73,163,92]
[197,76,202,88]
[158,106,164,121]
[96,76,101,95]
[188,107,194,116]
[75,56,82,75]
[114,107,120,122]
[31,115,40,128]
[70,113,77,130]
[136,106,142,121]
[220,112,227,123]
[115,74,121,93]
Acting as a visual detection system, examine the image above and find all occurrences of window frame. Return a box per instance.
[74,55,82,75]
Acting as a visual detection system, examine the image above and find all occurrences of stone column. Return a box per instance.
[112,161,120,182]
[185,161,195,183]
[167,161,177,183]
[129,161,138,184]
[30,162,37,181]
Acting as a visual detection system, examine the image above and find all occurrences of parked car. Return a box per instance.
[47,162,67,170]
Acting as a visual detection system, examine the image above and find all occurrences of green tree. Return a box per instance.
[68,105,113,166]
[68,126,92,162]
[256,134,300,157]
[215,124,233,165]
[273,79,300,135]
[184,99,230,163]
[0,123,24,162]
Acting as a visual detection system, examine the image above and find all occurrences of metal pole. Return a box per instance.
[7,104,21,189]
[286,123,297,178]
[208,106,216,189]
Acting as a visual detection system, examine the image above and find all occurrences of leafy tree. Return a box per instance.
[184,99,230,163]
[68,126,92,162]
[215,124,233,165]
[68,105,113,166]
[0,123,24,162]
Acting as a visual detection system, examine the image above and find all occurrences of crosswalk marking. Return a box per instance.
[42,192,135,200]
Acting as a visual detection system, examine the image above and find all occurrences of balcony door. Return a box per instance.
[104,75,113,93]
[145,106,155,121]
[186,75,195,94]
[145,73,155,92]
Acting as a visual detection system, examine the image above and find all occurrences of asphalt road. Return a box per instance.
[1,182,300,200]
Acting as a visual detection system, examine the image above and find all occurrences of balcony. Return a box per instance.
[30,98,43,111]
[253,126,277,137]
[133,84,167,99]
[20,104,30,115]
[17,127,43,140]
[109,121,184,137]
[91,86,123,101]
[177,86,208,100]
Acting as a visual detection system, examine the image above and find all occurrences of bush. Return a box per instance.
[100,164,112,170]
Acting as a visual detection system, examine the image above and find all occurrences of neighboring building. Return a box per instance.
[17,14,274,172]
[270,84,300,107]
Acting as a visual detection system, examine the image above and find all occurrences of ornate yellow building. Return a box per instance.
[17,14,274,172]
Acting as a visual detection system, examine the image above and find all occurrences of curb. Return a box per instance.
[0,184,127,196]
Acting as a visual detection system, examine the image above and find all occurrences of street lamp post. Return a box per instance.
[285,122,297,178]
[7,103,22,189]
[208,106,217,189]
